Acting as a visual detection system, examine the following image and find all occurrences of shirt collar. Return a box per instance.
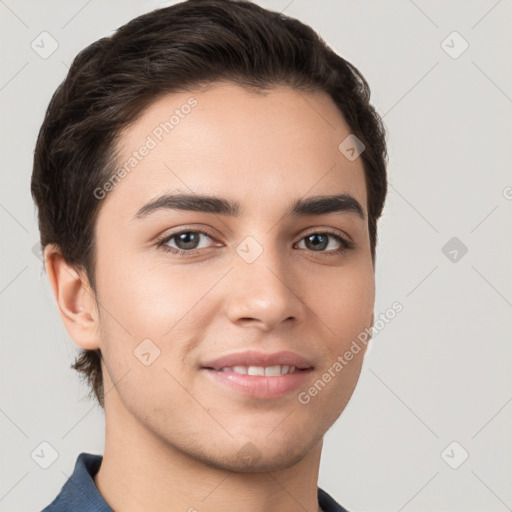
[42,453,113,511]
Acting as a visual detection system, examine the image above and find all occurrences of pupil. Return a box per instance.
[308,234,327,251]
[178,232,198,250]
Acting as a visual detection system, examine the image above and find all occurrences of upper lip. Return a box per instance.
[202,350,314,370]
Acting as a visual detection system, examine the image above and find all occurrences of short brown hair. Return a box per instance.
[31,0,388,408]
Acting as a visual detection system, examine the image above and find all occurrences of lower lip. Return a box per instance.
[202,368,313,399]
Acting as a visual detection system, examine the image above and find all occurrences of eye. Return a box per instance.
[157,229,217,256]
[156,228,354,257]
[296,231,353,255]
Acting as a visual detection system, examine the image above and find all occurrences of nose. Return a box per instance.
[224,239,307,331]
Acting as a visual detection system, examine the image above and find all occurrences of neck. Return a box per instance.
[94,390,324,512]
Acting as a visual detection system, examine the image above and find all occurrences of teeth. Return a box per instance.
[248,366,265,376]
[264,365,281,376]
[217,365,298,375]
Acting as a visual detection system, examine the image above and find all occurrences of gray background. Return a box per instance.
[1,1,511,511]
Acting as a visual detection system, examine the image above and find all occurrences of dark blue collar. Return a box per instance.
[42,452,349,512]
[42,453,112,511]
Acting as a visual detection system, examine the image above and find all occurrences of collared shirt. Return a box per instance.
[41,452,350,512]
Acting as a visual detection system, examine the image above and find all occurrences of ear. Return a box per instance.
[44,244,100,350]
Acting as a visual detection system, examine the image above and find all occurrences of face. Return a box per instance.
[92,82,374,471]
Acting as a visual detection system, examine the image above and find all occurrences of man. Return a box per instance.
[32,0,387,510]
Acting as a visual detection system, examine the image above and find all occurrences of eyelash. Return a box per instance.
[156,228,354,257]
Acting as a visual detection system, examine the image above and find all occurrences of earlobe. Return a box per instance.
[44,244,100,350]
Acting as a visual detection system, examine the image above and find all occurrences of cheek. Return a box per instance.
[291,263,373,414]
[313,262,375,347]
[299,271,373,421]
[97,250,216,335]
[95,251,225,393]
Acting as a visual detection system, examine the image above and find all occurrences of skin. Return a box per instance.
[46,81,375,512]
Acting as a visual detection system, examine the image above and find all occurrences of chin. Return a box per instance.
[195,435,315,473]
[211,449,308,474]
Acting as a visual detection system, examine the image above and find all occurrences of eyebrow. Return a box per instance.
[133,192,365,221]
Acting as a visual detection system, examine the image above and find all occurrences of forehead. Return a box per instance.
[101,82,367,221]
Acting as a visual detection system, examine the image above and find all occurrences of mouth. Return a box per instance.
[201,349,314,372]
[200,351,315,399]
[203,364,309,376]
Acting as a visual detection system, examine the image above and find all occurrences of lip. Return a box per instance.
[202,367,313,399]
[201,350,314,399]
[201,350,314,370]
